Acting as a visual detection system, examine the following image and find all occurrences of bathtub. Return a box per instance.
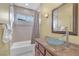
[10,40,35,56]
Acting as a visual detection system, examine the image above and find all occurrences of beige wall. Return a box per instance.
[0,3,10,55]
[0,3,9,24]
[40,3,79,45]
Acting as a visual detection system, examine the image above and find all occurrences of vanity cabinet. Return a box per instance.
[35,41,54,56]
[35,38,79,56]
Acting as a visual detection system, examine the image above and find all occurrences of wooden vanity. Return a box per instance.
[34,38,79,56]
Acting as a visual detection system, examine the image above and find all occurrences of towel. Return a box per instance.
[2,24,12,43]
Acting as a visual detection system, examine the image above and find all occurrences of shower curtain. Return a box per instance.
[31,12,39,44]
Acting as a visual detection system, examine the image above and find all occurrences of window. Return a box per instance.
[16,13,34,23]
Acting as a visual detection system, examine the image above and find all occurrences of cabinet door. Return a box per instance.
[39,44,45,55]
[35,47,40,56]
[40,52,44,56]
[35,47,43,56]
[46,50,53,56]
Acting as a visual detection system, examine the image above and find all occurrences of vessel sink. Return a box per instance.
[47,38,64,46]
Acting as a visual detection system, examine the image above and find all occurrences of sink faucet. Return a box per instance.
[61,27,69,47]
[65,27,69,48]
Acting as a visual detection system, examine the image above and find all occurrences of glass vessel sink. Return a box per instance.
[47,38,64,46]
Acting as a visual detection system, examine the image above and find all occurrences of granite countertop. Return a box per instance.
[35,37,79,56]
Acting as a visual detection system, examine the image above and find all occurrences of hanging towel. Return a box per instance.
[2,24,12,43]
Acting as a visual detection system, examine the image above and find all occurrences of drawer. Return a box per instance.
[39,44,45,55]
[46,50,53,56]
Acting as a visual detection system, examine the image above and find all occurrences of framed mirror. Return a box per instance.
[52,3,78,35]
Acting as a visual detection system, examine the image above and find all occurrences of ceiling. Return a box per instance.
[14,3,40,11]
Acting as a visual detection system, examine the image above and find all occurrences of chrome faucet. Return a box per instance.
[61,27,69,47]
[65,27,69,48]
[65,27,69,47]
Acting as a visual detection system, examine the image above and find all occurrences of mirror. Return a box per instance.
[52,3,78,35]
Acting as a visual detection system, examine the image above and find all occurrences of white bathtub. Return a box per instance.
[10,40,35,56]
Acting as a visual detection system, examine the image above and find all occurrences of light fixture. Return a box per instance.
[25,3,29,6]
[44,13,49,18]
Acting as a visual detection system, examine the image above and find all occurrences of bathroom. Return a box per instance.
[0,3,79,56]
